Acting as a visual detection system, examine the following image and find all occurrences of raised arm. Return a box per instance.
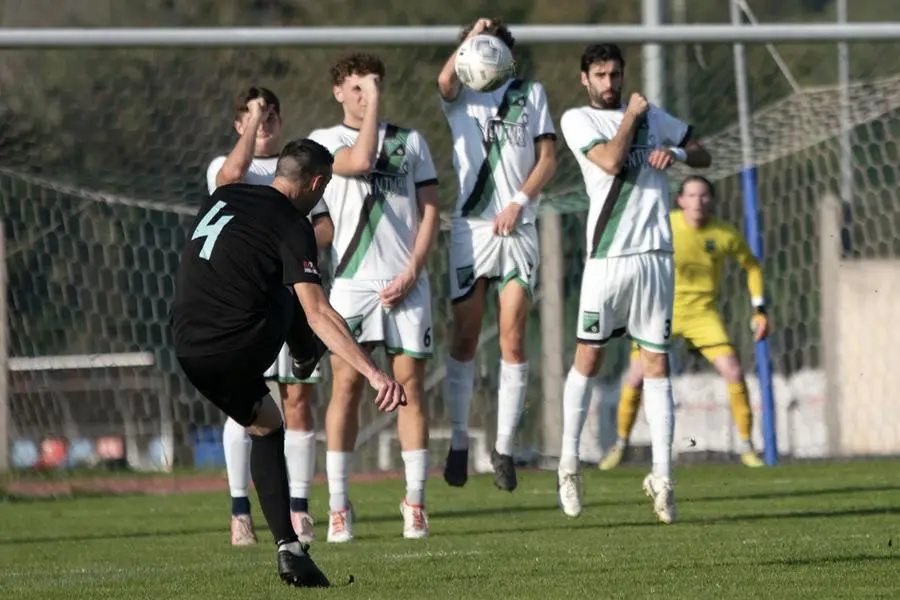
[584,93,648,176]
[215,97,268,187]
[437,18,490,102]
[332,74,381,176]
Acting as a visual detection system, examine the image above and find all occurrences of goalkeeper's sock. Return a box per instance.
[728,381,754,445]
[617,383,643,441]
[643,377,675,480]
[224,417,252,515]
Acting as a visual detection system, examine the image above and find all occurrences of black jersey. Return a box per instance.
[171,183,322,356]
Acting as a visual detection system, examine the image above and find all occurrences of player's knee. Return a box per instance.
[716,354,744,384]
[450,326,480,361]
[573,343,603,377]
[499,326,527,363]
[282,384,313,430]
[641,350,669,379]
[247,394,284,436]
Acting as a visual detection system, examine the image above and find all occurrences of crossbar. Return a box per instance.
[0,23,899,48]
[8,352,155,372]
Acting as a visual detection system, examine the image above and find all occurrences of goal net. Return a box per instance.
[3,26,900,487]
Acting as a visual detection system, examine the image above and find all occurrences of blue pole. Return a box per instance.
[740,167,778,465]
[733,1,777,465]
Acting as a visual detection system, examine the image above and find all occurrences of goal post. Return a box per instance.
[3,18,900,484]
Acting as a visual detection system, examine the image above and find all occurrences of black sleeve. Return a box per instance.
[280,219,323,287]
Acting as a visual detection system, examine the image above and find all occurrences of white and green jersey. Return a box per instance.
[560,104,691,259]
[205,154,278,194]
[308,122,438,280]
[441,78,556,224]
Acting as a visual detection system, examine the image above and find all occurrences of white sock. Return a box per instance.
[284,429,316,500]
[495,361,529,457]
[643,377,675,479]
[560,367,593,474]
[223,417,251,499]
[326,451,352,512]
[401,449,428,506]
[444,356,475,450]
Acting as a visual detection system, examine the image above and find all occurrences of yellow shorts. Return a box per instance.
[630,309,734,361]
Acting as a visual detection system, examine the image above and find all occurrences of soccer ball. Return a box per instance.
[454,34,515,93]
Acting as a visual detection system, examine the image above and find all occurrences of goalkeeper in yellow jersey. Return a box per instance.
[599,175,770,470]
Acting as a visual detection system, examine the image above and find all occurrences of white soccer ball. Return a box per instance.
[454,34,515,93]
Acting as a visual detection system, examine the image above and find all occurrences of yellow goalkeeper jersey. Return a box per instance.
[671,209,764,314]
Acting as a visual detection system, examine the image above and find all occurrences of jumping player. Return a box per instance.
[206,86,328,545]
[308,53,440,542]
[437,17,558,492]
[557,44,711,523]
[599,175,769,471]
[172,138,406,586]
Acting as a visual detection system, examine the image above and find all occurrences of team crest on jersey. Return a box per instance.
[704,239,716,253]
[456,265,475,289]
[344,315,364,338]
[582,311,601,334]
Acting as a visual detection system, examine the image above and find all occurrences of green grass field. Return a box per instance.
[1,461,898,599]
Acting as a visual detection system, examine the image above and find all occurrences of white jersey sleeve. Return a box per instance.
[410,129,438,187]
[206,156,226,194]
[653,106,692,147]
[309,127,348,157]
[528,81,556,141]
[560,108,608,157]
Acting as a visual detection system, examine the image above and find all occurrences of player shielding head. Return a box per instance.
[557,42,712,524]
[436,16,558,495]
[309,51,441,543]
[234,86,282,155]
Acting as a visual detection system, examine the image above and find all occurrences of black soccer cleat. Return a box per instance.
[277,542,331,588]
[443,447,469,487]
[490,448,518,492]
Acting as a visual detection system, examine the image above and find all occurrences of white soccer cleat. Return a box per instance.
[291,511,316,544]
[557,468,584,518]
[230,514,258,546]
[642,473,677,524]
[400,500,429,539]
[327,507,354,543]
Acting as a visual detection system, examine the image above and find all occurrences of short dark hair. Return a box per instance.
[234,86,280,121]
[459,17,515,50]
[579,44,626,73]
[679,175,715,198]
[330,52,386,87]
[275,139,334,185]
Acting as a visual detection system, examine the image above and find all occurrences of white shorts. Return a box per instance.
[576,251,674,353]
[449,217,540,301]
[329,275,433,358]
[263,343,323,384]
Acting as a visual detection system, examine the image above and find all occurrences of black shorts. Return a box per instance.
[178,337,281,427]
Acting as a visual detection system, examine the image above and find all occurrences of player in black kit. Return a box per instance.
[171,138,406,588]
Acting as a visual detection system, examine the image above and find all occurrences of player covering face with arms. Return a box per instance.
[437,17,558,493]
[557,43,711,524]
[172,139,405,587]
[308,52,441,542]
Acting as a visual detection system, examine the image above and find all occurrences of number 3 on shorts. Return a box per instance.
[663,319,671,340]
[192,200,234,260]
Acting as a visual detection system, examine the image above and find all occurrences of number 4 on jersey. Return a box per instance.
[192,201,233,260]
